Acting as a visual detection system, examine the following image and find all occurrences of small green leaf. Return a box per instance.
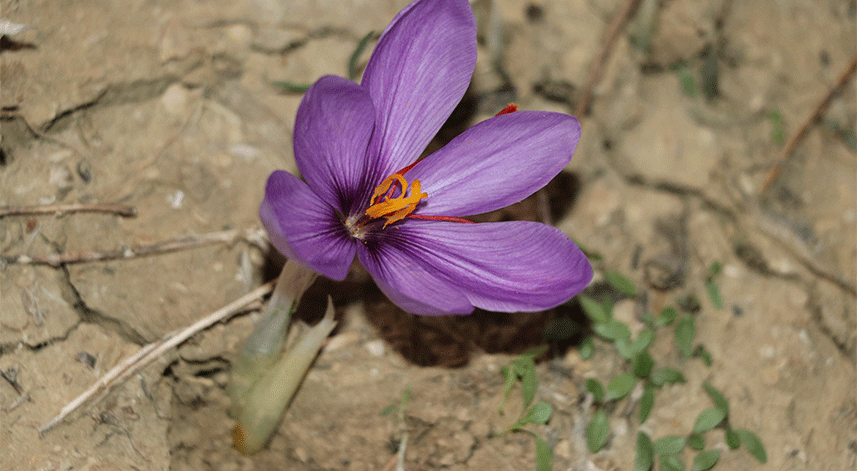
[615,338,633,359]
[769,109,786,144]
[586,378,605,403]
[692,408,726,434]
[693,345,713,367]
[641,311,656,326]
[498,365,516,414]
[594,319,632,341]
[521,362,538,408]
[630,328,655,356]
[707,261,722,278]
[520,345,550,360]
[701,49,719,101]
[675,314,695,357]
[725,428,740,449]
[691,449,720,471]
[660,454,686,471]
[347,31,375,80]
[606,270,638,297]
[653,435,686,455]
[535,435,553,471]
[702,382,729,415]
[639,382,655,424]
[705,280,722,309]
[576,242,603,262]
[736,429,767,463]
[605,373,636,401]
[380,405,396,416]
[579,336,595,360]
[271,81,313,93]
[676,65,697,97]
[687,433,705,450]
[633,352,655,378]
[634,432,654,471]
[581,296,609,324]
[511,354,535,377]
[650,368,686,387]
[657,306,678,326]
[526,402,553,424]
[586,410,610,453]
[601,296,614,319]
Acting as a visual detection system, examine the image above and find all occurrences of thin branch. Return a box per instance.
[2,229,244,267]
[574,0,643,120]
[760,53,857,193]
[39,281,275,435]
[0,202,137,218]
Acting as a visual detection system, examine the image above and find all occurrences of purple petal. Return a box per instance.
[407,111,581,216]
[364,219,592,313]
[361,0,476,180]
[357,241,473,315]
[259,170,356,280]
[293,75,376,215]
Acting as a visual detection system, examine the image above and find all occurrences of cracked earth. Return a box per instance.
[1,0,855,470]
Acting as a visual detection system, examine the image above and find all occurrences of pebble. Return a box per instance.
[161,83,189,116]
[229,143,260,160]
[365,340,385,357]
[294,447,309,462]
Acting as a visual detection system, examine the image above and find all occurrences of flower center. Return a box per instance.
[364,173,427,228]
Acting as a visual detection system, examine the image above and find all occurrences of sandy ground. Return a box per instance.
[1,0,855,470]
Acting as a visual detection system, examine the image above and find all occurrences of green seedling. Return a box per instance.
[496,346,554,471]
[573,265,765,469]
[273,30,375,92]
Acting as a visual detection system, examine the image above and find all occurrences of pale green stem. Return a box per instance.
[233,297,337,454]
[243,259,317,356]
[228,259,318,432]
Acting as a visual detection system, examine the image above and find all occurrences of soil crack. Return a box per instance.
[249,25,358,55]
[57,265,148,346]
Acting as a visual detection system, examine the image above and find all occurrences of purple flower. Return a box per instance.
[260,0,592,315]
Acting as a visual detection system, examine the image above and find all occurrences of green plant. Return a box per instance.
[272,30,376,92]
[496,346,554,471]
[574,269,766,470]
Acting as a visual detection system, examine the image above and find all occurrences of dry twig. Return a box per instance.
[38,281,275,435]
[760,54,857,193]
[0,202,137,218]
[2,229,244,267]
[574,0,643,120]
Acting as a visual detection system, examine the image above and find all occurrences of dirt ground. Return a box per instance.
[1,0,855,470]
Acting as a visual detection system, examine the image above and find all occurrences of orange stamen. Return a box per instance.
[365,175,427,227]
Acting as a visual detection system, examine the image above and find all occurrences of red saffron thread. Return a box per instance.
[495,103,518,116]
[407,214,474,223]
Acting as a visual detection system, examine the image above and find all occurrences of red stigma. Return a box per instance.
[495,104,518,116]
[408,214,474,223]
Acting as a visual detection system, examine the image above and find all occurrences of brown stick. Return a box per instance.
[760,54,857,193]
[38,281,275,435]
[574,0,643,120]
[0,202,137,218]
[1,229,242,267]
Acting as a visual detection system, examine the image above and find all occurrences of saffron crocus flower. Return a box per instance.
[260,0,592,315]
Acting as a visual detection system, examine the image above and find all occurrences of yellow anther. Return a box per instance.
[370,174,408,205]
[364,175,427,227]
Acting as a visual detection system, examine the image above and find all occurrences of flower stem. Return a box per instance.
[228,259,322,453]
[248,259,317,356]
[232,297,337,454]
